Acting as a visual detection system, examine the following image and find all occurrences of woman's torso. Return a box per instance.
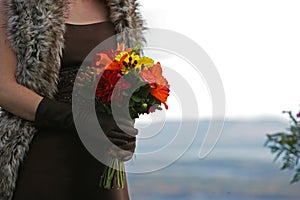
[12,22,130,200]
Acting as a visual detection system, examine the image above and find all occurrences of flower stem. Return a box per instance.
[99,158,125,189]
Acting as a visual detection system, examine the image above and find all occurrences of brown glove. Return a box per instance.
[96,112,138,161]
[35,97,137,161]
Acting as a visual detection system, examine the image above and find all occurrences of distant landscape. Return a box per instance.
[126,118,300,200]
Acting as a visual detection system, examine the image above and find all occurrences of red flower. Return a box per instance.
[140,62,170,109]
[96,70,131,104]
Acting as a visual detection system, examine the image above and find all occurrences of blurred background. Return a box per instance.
[126,0,300,199]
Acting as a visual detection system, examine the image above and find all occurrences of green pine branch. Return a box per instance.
[265,110,300,184]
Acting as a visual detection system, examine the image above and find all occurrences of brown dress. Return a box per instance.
[12,22,130,200]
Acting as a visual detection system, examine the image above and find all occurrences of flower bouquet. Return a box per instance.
[78,44,170,189]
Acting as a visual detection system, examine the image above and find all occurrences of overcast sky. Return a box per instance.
[138,0,300,119]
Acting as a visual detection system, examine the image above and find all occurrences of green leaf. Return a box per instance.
[137,85,151,98]
[122,90,129,97]
[132,43,142,54]
[157,106,162,111]
[131,95,141,102]
[129,99,134,107]
[291,167,300,184]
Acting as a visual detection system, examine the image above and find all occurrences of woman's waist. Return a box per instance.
[55,66,79,104]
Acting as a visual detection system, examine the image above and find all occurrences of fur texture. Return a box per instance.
[0,0,144,199]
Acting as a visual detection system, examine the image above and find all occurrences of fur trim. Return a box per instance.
[0,1,68,199]
[0,114,37,200]
[107,0,146,48]
[0,0,144,199]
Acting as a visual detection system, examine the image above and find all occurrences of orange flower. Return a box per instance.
[116,43,132,53]
[140,62,170,109]
[94,53,111,67]
[93,43,132,71]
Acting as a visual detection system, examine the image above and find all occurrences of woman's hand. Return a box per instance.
[96,112,138,161]
[35,97,137,161]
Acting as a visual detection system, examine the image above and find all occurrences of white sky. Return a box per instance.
[138,0,300,119]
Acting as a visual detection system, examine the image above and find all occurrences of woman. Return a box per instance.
[0,0,144,199]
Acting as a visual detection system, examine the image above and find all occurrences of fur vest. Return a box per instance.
[0,0,144,199]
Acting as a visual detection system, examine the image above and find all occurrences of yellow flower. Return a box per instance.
[115,51,129,62]
[126,53,140,63]
[136,57,154,70]
[118,52,142,74]
[115,51,155,75]
[121,65,130,74]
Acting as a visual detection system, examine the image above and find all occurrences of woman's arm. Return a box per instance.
[0,3,43,121]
